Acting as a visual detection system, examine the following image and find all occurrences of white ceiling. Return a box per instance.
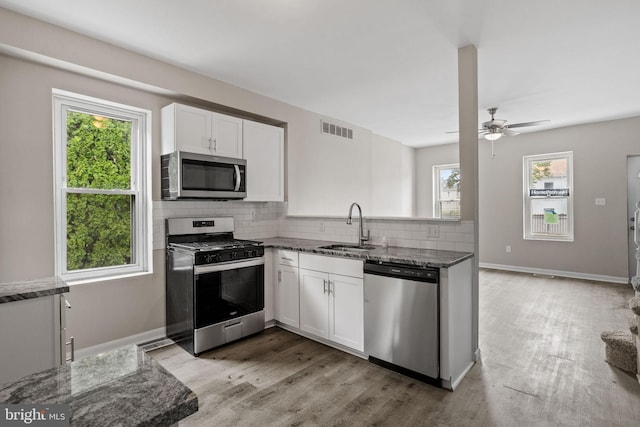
[2,0,639,147]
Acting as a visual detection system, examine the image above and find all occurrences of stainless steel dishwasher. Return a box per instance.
[364,260,440,385]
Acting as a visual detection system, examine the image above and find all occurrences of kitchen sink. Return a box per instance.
[318,244,376,252]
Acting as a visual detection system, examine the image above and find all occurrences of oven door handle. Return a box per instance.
[194,257,264,275]
[234,164,241,192]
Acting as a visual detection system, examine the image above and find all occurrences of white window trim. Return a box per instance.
[53,89,152,282]
[522,151,574,242]
[433,163,460,218]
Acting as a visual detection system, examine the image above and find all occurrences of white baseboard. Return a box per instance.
[74,327,166,360]
[479,262,629,284]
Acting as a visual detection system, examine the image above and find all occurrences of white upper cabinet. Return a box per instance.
[161,103,243,159]
[211,111,244,159]
[242,120,284,201]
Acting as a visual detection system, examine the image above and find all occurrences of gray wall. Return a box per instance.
[479,117,640,280]
[0,54,172,349]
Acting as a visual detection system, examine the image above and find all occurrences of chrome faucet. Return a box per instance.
[347,202,370,247]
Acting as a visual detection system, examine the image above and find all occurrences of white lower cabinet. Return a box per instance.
[299,254,364,352]
[329,273,363,350]
[0,294,65,384]
[264,249,275,323]
[275,250,300,328]
[299,269,329,338]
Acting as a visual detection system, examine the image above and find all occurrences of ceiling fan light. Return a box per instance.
[485,132,502,141]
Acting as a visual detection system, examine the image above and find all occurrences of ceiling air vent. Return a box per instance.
[321,120,353,140]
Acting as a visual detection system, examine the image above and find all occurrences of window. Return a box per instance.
[53,90,151,281]
[523,152,573,241]
[433,164,460,218]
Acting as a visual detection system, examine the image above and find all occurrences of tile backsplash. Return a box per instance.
[153,201,475,252]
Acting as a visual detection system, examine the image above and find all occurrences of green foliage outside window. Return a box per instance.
[65,112,133,271]
[444,170,460,191]
[530,160,551,184]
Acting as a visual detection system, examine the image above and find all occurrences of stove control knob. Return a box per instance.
[206,254,217,263]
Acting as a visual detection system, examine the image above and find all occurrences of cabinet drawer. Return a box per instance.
[299,253,363,278]
[278,250,299,267]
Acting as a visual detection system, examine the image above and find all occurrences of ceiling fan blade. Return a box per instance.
[502,128,519,137]
[446,128,487,134]
[506,120,549,129]
[478,130,489,135]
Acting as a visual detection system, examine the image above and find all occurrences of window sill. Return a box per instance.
[523,236,574,242]
[64,270,153,287]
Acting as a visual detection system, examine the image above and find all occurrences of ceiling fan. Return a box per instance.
[447,107,549,158]
[479,107,549,141]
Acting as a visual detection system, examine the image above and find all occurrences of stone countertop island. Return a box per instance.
[0,345,198,426]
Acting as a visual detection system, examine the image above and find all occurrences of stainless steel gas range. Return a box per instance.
[165,217,265,355]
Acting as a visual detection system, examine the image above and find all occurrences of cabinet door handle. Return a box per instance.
[327,280,333,295]
[323,279,327,294]
[213,137,217,151]
[278,271,282,282]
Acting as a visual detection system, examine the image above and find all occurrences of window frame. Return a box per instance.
[522,151,574,242]
[53,89,152,282]
[433,163,461,218]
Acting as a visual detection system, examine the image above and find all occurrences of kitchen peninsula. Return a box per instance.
[260,237,474,390]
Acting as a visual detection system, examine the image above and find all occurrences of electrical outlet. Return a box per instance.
[595,198,606,206]
[425,225,439,238]
[506,245,512,253]
[319,221,325,232]
[251,210,256,221]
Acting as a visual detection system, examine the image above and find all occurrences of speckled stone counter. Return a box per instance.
[0,277,69,304]
[261,237,473,268]
[0,345,198,426]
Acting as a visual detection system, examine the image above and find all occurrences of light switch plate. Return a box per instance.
[595,198,606,206]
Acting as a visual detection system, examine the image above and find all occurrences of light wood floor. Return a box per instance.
[150,269,640,426]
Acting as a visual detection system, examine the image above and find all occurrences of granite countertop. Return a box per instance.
[261,237,473,268]
[0,277,70,304]
[0,345,198,427]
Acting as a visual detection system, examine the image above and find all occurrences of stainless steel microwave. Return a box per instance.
[161,151,246,200]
